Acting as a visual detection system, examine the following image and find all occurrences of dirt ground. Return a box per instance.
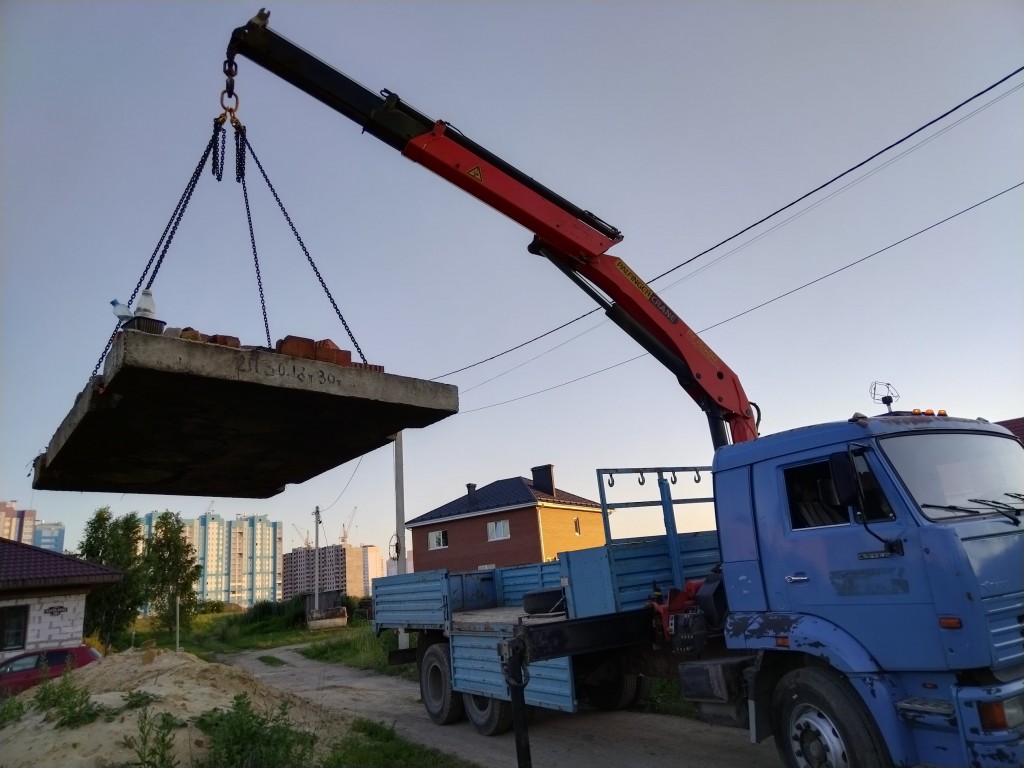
[224,645,785,768]
[0,644,784,768]
[0,647,348,768]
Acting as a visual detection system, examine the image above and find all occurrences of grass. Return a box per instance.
[126,597,346,660]
[301,620,419,682]
[326,718,481,767]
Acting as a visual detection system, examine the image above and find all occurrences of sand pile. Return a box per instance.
[0,647,349,768]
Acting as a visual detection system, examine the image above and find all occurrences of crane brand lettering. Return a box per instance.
[615,260,678,324]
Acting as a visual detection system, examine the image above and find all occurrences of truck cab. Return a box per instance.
[713,412,1024,767]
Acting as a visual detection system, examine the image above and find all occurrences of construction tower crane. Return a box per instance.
[341,506,358,545]
[292,523,312,548]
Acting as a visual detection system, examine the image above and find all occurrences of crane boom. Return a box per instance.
[226,10,758,449]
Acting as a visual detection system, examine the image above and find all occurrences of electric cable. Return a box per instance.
[460,181,1023,413]
[430,65,1024,382]
[459,81,1024,395]
[321,454,364,512]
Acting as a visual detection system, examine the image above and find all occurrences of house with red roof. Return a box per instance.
[407,464,606,573]
[0,539,121,661]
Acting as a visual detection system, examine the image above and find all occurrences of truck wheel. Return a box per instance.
[772,667,893,768]
[629,674,653,707]
[463,693,513,736]
[419,643,465,725]
[522,587,565,615]
[589,673,638,711]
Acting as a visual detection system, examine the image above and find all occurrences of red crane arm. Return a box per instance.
[227,11,758,448]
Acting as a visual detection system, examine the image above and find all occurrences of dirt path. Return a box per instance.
[224,645,784,768]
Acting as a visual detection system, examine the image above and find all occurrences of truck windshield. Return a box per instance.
[879,432,1024,523]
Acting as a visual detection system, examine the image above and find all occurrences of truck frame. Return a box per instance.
[225,10,1024,767]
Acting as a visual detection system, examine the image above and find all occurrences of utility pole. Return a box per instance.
[312,505,321,612]
[394,432,406,575]
[394,432,409,651]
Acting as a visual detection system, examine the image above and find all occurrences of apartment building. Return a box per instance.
[282,543,365,600]
[144,511,283,608]
[31,522,66,553]
[361,544,385,596]
[1,502,36,545]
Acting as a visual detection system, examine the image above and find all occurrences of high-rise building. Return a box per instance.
[1,502,36,545]
[282,543,365,600]
[361,544,385,595]
[386,550,413,576]
[31,522,66,553]
[144,511,283,608]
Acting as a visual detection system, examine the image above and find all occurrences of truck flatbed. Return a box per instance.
[450,606,565,634]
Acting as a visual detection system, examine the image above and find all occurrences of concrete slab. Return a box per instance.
[33,330,458,498]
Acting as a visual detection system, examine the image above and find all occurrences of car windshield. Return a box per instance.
[879,432,1024,523]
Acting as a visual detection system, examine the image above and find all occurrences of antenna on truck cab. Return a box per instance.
[870,381,900,413]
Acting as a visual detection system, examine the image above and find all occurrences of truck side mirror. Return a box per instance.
[829,452,859,506]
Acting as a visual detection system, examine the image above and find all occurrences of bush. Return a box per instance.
[194,693,314,768]
[226,596,307,632]
[33,666,105,728]
[197,600,225,615]
[0,694,25,728]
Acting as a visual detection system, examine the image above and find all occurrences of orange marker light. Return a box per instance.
[939,617,963,629]
[912,409,922,415]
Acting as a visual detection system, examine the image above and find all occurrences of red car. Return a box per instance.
[0,646,101,695]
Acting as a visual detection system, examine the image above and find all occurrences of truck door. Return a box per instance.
[753,450,944,670]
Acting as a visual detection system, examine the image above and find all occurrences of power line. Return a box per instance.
[431,65,1024,382]
[459,81,1024,396]
[460,181,1023,414]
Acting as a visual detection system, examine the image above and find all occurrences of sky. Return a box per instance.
[2,1,1022,559]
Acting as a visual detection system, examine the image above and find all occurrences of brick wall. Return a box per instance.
[539,506,606,561]
[0,592,87,662]
[412,507,543,572]
[411,504,606,572]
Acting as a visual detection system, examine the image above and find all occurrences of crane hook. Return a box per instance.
[670,472,678,485]
[607,475,615,487]
[638,473,646,485]
[694,469,702,484]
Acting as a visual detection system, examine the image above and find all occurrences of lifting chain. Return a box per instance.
[92,59,368,379]
[233,125,368,364]
[90,117,224,378]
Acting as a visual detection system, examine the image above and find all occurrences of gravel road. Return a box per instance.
[225,645,784,768]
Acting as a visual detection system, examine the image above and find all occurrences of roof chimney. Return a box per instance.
[530,464,556,497]
[466,483,477,503]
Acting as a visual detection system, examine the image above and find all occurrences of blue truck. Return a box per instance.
[372,418,1024,768]
[224,12,1024,765]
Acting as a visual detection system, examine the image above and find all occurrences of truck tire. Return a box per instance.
[629,674,653,707]
[463,693,514,736]
[522,587,564,615]
[772,667,893,768]
[419,643,465,725]
[589,672,638,711]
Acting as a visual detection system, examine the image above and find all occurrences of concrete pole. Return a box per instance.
[394,432,406,575]
[394,432,410,651]
[313,506,321,613]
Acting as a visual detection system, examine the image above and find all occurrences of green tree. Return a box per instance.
[79,507,146,650]
[144,511,203,633]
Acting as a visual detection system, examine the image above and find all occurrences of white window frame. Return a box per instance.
[428,529,448,550]
[487,519,510,542]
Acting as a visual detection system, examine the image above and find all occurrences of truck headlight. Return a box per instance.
[978,694,1024,731]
